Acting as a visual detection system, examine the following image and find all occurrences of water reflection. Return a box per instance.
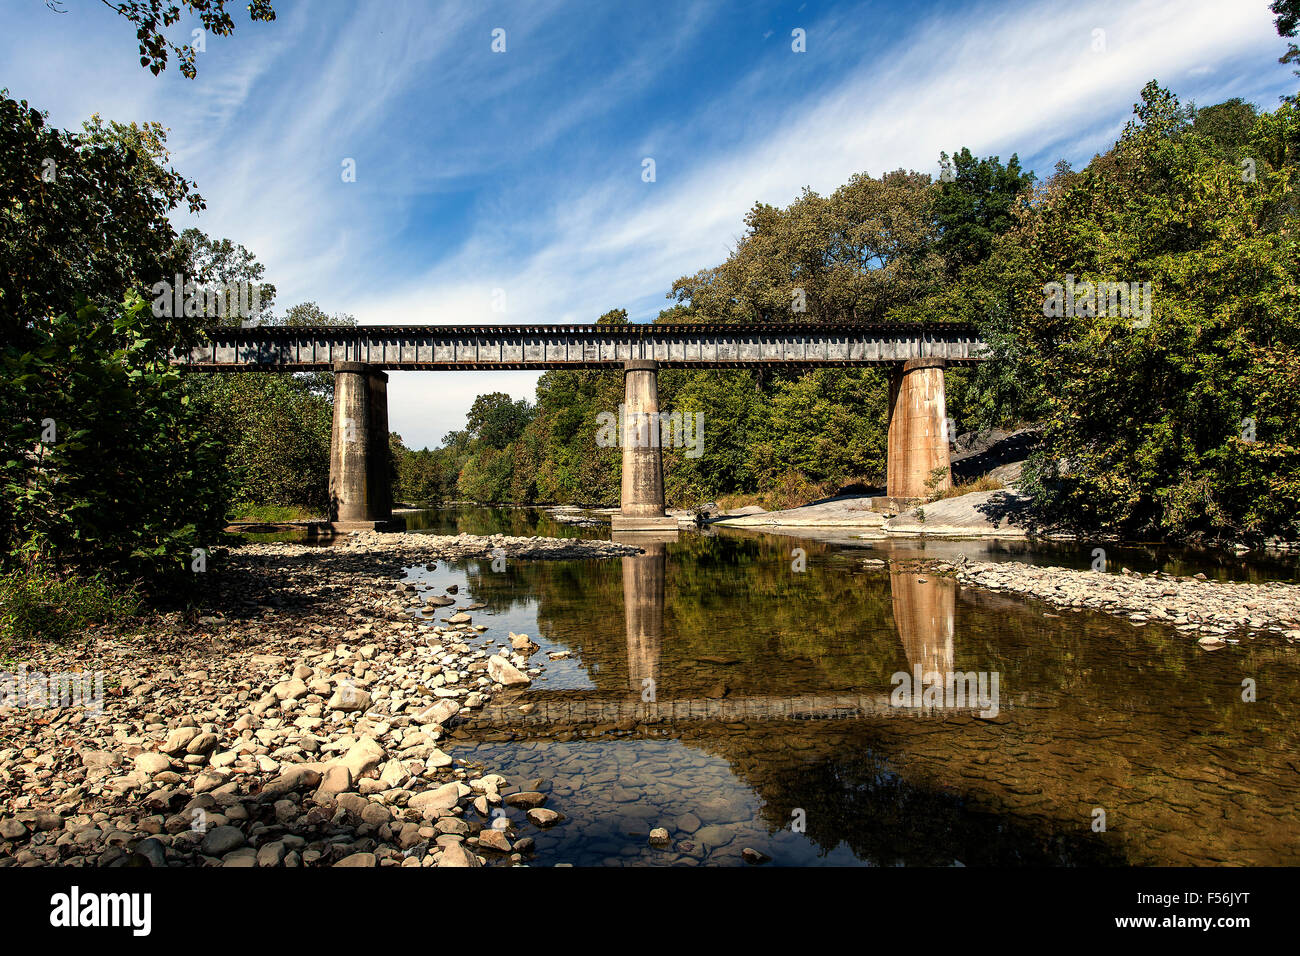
[391,508,1300,866]
[616,533,672,695]
[891,571,956,679]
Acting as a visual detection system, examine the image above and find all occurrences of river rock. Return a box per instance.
[504,791,547,809]
[186,733,219,756]
[0,819,28,840]
[134,753,171,776]
[409,781,469,814]
[133,837,168,867]
[419,700,460,726]
[487,655,531,687]
[328,686,372,712]
[314,764,352,800]
[161,727,200,755]
[477,829,512,852]
[526,808,564,827]
[261,766,322,797]
[81,751,121,770]
[335,736,385,778]
[200,825,245,856]
[438,842,482,867]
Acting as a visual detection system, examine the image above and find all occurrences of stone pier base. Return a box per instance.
[612,515,680,532]
[329,362,393,528]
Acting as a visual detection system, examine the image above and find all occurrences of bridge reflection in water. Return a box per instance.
[469,536,991,729]
[440,515,1300,866]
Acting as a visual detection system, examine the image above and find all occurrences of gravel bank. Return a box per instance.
[932,558,1300,645]
[0,532,638,867]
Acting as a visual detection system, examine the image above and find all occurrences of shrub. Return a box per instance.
[0,562,139,650]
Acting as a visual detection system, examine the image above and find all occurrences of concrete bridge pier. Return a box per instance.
[885,358,952,503]
[329,362,394,529]
[613,360,678,532]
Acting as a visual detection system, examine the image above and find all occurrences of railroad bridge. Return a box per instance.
[175,322,987,529]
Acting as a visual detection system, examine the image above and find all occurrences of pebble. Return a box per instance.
[0,531,614,868]
[939,560,1300,641]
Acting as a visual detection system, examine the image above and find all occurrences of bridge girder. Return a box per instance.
[173,322,988,370]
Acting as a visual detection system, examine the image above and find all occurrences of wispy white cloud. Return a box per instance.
[2,0,1290,448]
[359,0,1289,447]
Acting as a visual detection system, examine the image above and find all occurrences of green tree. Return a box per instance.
[390,436,445,506]
[0,94,203,348]
[197,372,332,515]
[0,94,240,576]
[96,0,277,78]
[1191,98,1260,160]
[668,169,939,323]
[465,393,533,449]
[1273,0,1300,92]
[933,148,1036,278]
[1017,82,1300,539]
[0,294,233,577]
[744,369,888,489]
[175,227,277,321]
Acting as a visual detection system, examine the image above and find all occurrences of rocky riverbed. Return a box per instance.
[926,558,1300,645]
[0,531,639,867]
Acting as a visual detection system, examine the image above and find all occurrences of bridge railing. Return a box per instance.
[171,322,989,370]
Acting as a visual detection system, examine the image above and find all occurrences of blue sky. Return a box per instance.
[4,0,1294,448]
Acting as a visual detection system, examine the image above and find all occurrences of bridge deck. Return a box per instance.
[174,322,988,370]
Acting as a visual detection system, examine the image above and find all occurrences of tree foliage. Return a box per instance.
[0,94,203,348]
[439,83,1300,542]
[1013,83,1300,540]
[0,94,234,577]
[97,0,277,78]
[0,295,233,578]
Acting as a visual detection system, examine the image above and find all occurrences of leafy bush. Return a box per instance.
[0,562,139,650]
[0,295,234,580]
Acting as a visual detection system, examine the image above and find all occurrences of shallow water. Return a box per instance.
[393,507,1300,866]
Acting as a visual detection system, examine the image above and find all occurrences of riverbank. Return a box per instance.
[706,488,1037,536]
[924,558,1300,644]
[0,532,637,867]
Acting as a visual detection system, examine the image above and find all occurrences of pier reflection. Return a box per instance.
[613,532,673,694]
[606,531,964,708]
[890,570,956,678]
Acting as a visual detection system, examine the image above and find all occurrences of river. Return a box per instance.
[384,506,1299,865]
